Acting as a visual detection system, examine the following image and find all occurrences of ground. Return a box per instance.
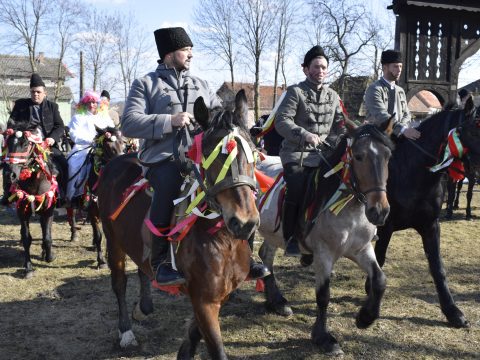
[0,185,479,360]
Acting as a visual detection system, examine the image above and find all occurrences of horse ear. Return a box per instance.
[94,125,103,134]
[379,115,395,136]
[464,95,475,118]
[344,118,358,136]
[234,89,249,125]
[194,96,210,130]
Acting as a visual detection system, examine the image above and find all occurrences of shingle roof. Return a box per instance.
[389,0,480,13]
[0,54,74,81]
[0,84,73,101]
[217,82,286,110]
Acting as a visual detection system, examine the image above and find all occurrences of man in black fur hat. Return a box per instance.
[4,73,68,205]
[364,49,420,140]
[275,45,346,257]
[121,27,270,286]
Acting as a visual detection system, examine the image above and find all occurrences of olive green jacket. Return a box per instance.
[275,80,345,167]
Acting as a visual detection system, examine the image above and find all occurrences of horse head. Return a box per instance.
[346,117,394,225]
[3,126,39,182]
[458,96,480,176]
[93,125,124,162]
[193,90,260,239]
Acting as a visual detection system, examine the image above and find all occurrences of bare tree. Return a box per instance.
[272,0,299,106]
[237,0,278,120]
[76,11,116,92]
[309,0,376,97]
[50,0,85,102]
[0,0,51,71]
[193,0,238,88]
[111,12,148,101]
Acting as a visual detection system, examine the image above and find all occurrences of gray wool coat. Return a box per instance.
[275,80,345,167]
[121,63,222,165]
[363,78,411,137]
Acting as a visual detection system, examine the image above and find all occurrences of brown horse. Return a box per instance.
[97,90,259,359]
[67,126,124,269]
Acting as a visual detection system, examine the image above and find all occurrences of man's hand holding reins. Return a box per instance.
[172,112,194,128]
[403,127,421,140]
[305,132,321,147]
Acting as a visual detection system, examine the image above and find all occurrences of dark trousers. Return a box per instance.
[50,147,68,199]
[146,158,184,228]
[282,162,315,241]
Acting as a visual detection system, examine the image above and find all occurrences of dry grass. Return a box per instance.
[0,185,479,359]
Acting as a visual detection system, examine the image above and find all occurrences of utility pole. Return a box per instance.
[79,51,84,100]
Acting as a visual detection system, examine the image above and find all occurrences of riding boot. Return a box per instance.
[1,165,12,206]
[247,233,270,280]
[283,201,301,257]
[151,234,185,286]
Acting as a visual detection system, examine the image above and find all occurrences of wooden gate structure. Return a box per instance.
[389,0,480,104]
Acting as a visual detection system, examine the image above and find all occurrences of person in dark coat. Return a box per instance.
[5,73,68,204]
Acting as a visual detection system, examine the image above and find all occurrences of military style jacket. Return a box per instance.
[363,77,411,137]
[121,63,222,165]
[275,79,345,167]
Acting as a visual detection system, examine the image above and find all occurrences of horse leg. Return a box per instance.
[189,301,227,360]
[258,241,293,316]
[311,257,343,355]
[177,319,203,360]
[453,180,462,210]
[107,230,137,348]
[19,212,34,278]
[132,269,154,321]
[373,222,394,268]
[89,203,107,269]
[465,179,474,220]
[418,220,469,328]
[67,207,78,242]
[445,179,456,218]
[351,245,386,329]
[39,208,56,262]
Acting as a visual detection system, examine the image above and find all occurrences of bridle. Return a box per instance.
[322,128,390,205]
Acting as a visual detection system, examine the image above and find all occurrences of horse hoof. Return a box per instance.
[266,302,293,317]
[71,234,78,242]
[24,270,34,279]
[355,309,377,329]
[312,333,343,356]
[132,302,149,321]
[118,329,138,348]
[98,263,108,270]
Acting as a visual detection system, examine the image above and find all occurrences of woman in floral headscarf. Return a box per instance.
[66,90,114,201]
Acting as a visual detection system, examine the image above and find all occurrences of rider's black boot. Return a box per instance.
[151,234,185,286]
[247,233,270,279]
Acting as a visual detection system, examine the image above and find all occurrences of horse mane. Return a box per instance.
[354,124,395,152]
[203,107,255,151]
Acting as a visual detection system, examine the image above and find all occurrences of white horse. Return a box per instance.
[256,121,393,355]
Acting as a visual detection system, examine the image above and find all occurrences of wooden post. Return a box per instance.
[79,51,84,100]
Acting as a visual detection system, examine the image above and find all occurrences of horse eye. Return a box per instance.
[354,154,363,161]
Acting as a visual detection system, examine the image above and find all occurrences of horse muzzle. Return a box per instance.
[366,203,390,226]
[226,216,260,240]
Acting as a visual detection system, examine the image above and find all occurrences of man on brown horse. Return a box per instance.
[121,27,269,286]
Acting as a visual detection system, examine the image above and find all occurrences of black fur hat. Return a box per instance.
[154,27,193,60]
[30,73,45,88]
[302,45,329,67]
[458,88,470,100]
[381,50,402,65]
[101,90,110,100]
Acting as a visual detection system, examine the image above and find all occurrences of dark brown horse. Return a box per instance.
[2,128,60,278]
[445,158,477,220]
[97,90,259,359]
[67,126,124,269]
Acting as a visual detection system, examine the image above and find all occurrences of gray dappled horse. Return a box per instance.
[256,121,394,355]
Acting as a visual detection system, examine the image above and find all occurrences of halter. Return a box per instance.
[323,131,387,207]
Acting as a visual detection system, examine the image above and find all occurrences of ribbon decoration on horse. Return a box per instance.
[429,128,468,181]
